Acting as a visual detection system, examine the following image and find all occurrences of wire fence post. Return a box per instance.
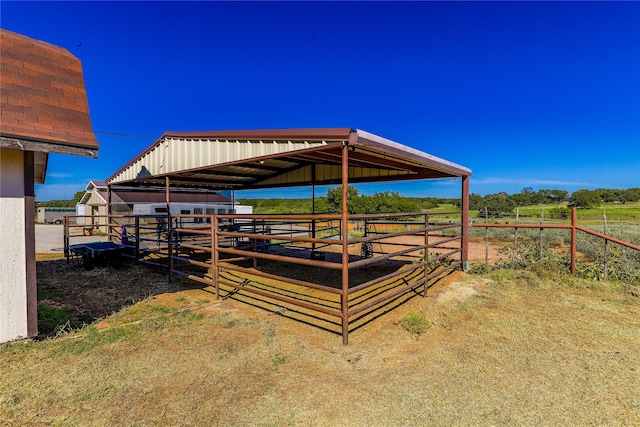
[512,207,520,268]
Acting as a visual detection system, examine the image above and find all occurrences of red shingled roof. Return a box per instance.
[0,29,99,149]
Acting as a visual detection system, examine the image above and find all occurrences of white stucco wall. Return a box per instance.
[0,148,30,342]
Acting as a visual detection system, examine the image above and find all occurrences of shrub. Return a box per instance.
[399,312,431,336]
[548,207,571,219]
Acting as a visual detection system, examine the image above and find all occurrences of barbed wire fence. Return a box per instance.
[467,207,640,284]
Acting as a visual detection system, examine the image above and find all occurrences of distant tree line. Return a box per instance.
[38,186,639,218]
[470,187,640,217]
[240,186,456,215]
[35,191,84,208]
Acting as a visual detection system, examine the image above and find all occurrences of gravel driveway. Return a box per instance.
[36,224,108,253]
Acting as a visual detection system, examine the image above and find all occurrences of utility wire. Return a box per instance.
[93,130,156,140]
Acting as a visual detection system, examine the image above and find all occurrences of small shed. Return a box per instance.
[0,29,99,343]
[76,179,233,230]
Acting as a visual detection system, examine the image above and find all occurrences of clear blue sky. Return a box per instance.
[2,1,639,201]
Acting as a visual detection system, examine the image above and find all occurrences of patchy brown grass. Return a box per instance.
[1,260,639,426]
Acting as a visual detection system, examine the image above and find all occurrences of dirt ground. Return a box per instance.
[4,253,639,426]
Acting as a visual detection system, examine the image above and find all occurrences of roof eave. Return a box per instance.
[354,129,472,177]
[0,135,98,158]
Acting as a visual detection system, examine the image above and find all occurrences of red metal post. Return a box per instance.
[166,177,173,282]
[341,139,351,345]
[106,184,112,241]
[212,215,219,299]
[134,215,140,262]
[571,207,577,275]
[311,164,317,253]
[461,175,470,269]
[423,212,429,296]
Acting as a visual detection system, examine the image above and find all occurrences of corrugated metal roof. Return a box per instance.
[107,128,471,190]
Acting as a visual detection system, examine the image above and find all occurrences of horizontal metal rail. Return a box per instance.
[575,225,640,251]
[218,246,345,269]
[350,261,428,293]
[350,210,461,219]
[217,278,343,318]
[170,256,211,270]
[350,228,426,244]
[218,231,338,246]
[220,263,343,294]
[429,249,462,264]
[429,235,462,246]
[349,244,425,269]
[178,242,213,253]
[472,223,571,229]
[171,269,213,287]
[349,276,427,317]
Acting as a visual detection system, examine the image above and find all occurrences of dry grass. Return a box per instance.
[1,260,639,426]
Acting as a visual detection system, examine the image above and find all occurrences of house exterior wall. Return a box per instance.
[86,191,105,205]
[0,148,37,342]
[0,30,99,344]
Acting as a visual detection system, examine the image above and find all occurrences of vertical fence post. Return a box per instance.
[539,208,544,261]
[64,215,70,263]
[340,140,351,345]
[603,208,609,281]
[571,208,577,276]
[512,207,519,268]
[252,218,258,269]
[461,175,470,270]
[484,207,489,271]
[166,177,172,282]
[212,215,219,300]
[423,212,429,297]
[134,215,140,262]
[167,215,173,283]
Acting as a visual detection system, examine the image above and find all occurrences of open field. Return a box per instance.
[1,257,639,426]
[468,202,640,223]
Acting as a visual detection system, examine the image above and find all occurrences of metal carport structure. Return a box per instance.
[106,128,472,344]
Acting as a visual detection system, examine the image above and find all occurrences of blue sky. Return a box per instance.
[2,1,639,201]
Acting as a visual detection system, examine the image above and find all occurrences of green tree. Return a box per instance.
[510,193,531,207]
[468,193,483,210]
[550,189,569,204]
[477,193,515,217]
[72,190,85,205]
[326,185,360,213]
[568,189,600,208]
[368,191,419,214]
[621,188,640,203]
[531,189,551,204]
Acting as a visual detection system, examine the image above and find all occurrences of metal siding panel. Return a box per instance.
[87,191,102,204]
[109,131,462,187]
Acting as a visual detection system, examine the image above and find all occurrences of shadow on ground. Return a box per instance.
[35,258,194,337]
